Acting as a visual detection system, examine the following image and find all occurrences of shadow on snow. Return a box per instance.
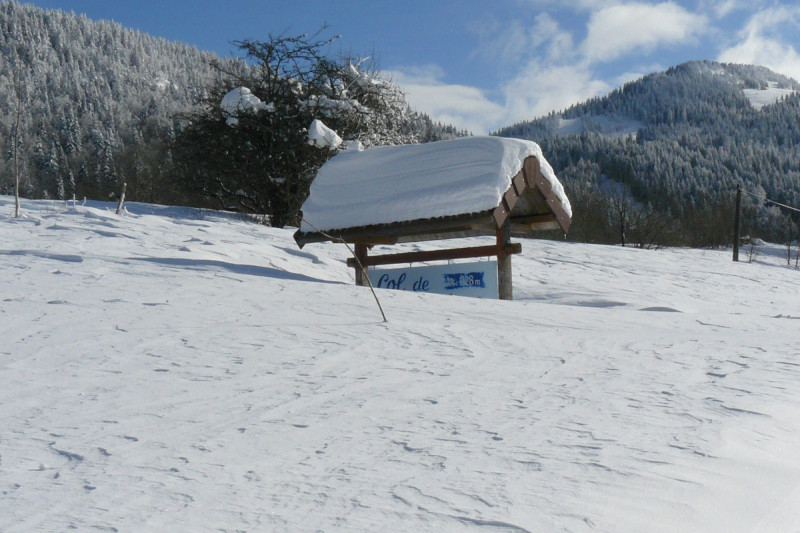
[132,257,342,284]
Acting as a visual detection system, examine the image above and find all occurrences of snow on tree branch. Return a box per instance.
[220,87,273,126]
[308,119,342,150]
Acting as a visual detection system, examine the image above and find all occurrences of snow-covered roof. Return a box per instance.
[295,136,571,247]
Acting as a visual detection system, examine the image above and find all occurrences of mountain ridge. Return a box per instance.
[2,1,797,245]
[496,60,800,246]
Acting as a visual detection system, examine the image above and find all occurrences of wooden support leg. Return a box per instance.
[497,223,512,300]
[354,243,369,286]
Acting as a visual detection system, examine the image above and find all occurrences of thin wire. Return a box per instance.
[740,189,800,214]
[301,218,388,323]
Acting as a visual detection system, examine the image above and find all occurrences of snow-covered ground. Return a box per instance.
[2,196,800,532]
[743,82,796,110]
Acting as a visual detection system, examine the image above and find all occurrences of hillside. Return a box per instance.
[496,61,800,246]
[0,1,238,203]
[2,195,800,531]
[0,1,461,209]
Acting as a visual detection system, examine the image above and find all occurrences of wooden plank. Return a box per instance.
[521,156,538,188]
[295,212,495,248]
[492,203,508,229]
[502,195,513,217]
[510,213,557,226]
[346,214,490,243]
[512,172,526,196]
[346,243,521,268]
[393,228,495,243]
[494,168,526,229]
[524,157,572,233]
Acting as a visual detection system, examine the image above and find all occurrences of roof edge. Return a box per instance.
[294,211,495,248]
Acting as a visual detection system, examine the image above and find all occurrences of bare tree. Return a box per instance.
[11,61,25,217]
[174,29,419,227]
[607,184,634,247]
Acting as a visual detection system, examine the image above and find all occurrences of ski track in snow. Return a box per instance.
[2,197,800,532]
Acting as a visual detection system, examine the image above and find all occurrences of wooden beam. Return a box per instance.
[493,167,527,229]
[346,243,521,268]
[295,212,495,248]
[510,213,557,226]
[521,155,539,189]
[354,243,368,286]
[497,223,513,300]
[510,212,561,233]
[523,157,572,233]
[510,221,560,234]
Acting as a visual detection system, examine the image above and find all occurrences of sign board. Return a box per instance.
[368,261,498,299]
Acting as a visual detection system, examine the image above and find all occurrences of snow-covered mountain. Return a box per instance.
[497,61,800,246]
[499,61,800,139]
[0,2,462,208]
[2,195,799,531]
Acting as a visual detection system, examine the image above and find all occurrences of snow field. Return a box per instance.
[2,196,800,532]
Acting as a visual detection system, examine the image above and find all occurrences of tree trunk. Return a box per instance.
[497,223,512,300]
[13,108,21,217]
[12,62,24,218]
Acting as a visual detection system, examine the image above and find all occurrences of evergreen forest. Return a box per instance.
[2,1,800,248]
[0,2,462,218]
[496,61,800,247]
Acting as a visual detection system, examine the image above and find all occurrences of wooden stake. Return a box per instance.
[116,182,127,215]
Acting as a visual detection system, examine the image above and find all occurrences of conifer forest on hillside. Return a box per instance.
[2,2,799,247]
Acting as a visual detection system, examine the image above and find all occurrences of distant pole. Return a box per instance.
[733,185,742,262]
[115,182,127,215]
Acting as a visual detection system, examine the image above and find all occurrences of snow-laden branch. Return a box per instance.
[307,119,342,150]
[220,87,273,126]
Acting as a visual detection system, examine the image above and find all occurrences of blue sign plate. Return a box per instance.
[368,261,498,299]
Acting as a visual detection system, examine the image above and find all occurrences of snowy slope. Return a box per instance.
[743,82,796,110]
[2,196,800,532]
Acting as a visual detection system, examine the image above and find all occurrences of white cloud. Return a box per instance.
[718,6,800,81]
[469,13,574,67]
[392,2,797,134]
[390,66,507,135]
[516,0,618,10]
[502,63,611,125]
[583,2,708,63]
[706,0,744,18]
[531,13,576,62]
[392,60,612,135]
[699,0,777,19]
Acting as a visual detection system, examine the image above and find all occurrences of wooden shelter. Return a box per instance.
[294,136,571,300]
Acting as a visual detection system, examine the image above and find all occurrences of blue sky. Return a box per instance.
[25,0,800,134]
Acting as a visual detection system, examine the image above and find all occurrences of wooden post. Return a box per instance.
[354,243,368,286]
[733,185,742,262]
[116,182,127,215]
[497,222,512,300]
